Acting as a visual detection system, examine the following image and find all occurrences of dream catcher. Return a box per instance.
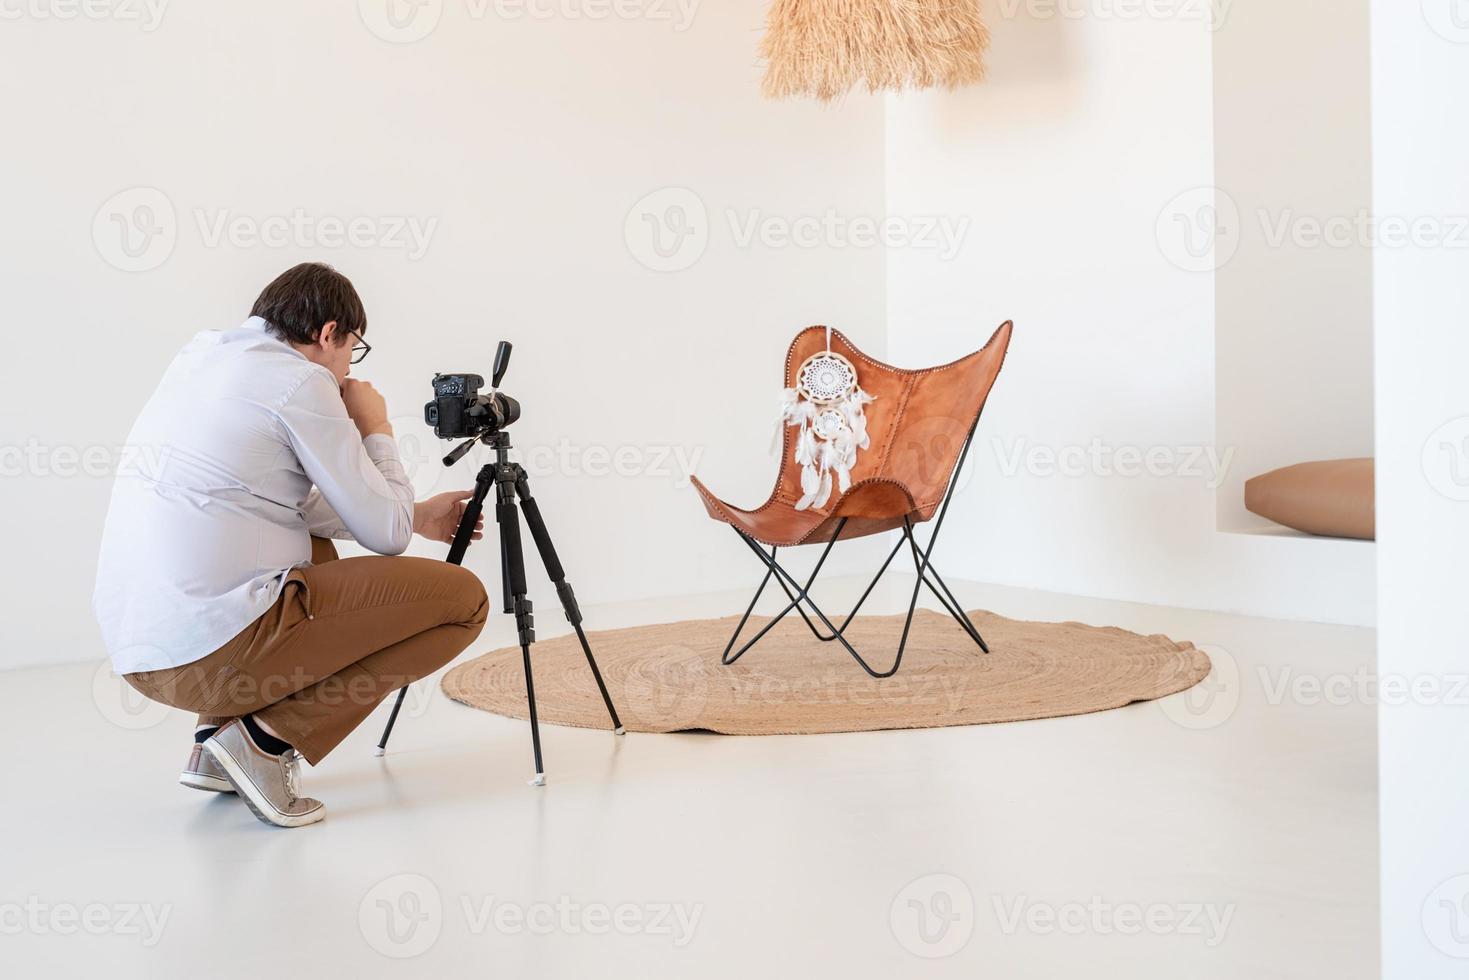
[777,328,875,511]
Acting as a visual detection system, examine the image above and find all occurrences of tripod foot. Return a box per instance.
[614,726,626,736]
[529,773,546,787]
[372,746,386,758]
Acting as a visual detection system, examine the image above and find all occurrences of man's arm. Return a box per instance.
[300,487,354,540]
[278,372,414,555]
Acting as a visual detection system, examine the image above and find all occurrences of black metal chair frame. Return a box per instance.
[719,419,989,679]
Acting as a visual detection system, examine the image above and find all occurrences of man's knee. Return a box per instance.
[446,564,489,631]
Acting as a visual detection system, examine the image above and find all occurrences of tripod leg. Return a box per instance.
[497,491,546,786]
[374,688,408,757]
[514,475,625,735]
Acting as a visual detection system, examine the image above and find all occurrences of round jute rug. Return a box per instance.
[440,609,1211,735]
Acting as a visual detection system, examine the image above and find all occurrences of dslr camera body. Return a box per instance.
[424,342,520,442]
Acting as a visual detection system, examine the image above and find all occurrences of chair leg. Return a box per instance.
[720,521,847,665]
[901,524,989,654]
[919,563,989,653]
[719,512,986,678]
[731,526,919,679]
[773,533,907,643]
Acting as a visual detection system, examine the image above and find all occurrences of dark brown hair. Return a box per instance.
[250,263,366,347]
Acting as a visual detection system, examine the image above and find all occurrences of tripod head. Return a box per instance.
[439,340,518,467]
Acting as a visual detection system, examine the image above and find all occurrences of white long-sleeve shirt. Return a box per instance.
[93,316,414,674]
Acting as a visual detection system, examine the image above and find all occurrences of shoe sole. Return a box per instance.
[203,738,324,829]
[179,770,235,794]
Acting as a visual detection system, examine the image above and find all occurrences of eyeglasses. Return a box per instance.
[347,329,372,365]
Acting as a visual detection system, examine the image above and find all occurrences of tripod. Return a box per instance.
[374,429,624,786]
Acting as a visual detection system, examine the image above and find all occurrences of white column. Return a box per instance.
[1372,2,1469,976]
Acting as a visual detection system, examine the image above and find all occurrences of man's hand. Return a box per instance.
[341,379,393,439]
[414,490,484,544]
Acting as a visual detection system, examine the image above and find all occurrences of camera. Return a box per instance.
[424,341,521,441]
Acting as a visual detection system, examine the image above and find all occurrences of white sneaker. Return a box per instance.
[179,742,235,793]
[204,720,325,828]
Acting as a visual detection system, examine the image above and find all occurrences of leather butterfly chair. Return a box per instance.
[691,321,1014,678]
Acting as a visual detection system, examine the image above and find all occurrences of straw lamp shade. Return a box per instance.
[760,0,990,102]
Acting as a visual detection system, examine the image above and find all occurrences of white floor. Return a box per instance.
[1,577,1378,979]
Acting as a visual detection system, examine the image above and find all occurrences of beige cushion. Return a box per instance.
[1244,458,1375,540]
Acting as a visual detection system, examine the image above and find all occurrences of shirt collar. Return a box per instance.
[238,316,308,361]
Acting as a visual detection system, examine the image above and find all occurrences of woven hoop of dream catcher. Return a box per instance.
[778,329,875,511]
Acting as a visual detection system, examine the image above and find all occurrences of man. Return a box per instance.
[93,263,489,829]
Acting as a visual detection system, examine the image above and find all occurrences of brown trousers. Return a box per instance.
[126,538,489,764]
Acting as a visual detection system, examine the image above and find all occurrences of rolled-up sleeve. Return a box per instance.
[278,372,414,555]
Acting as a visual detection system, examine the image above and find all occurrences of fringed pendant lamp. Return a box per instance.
[760,0,990,102]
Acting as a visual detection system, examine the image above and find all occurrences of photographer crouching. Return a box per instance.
[93,263,489,829]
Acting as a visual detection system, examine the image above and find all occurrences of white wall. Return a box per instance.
[0,1,887,670]
[1371,3,1469,976]
[883,3,1375,625]
[1213,0,1375,532]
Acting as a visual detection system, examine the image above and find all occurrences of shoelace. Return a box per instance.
[281,750,302,801]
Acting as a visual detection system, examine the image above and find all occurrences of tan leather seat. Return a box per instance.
[1244,458,1375,540]
[692,321,1013,547]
